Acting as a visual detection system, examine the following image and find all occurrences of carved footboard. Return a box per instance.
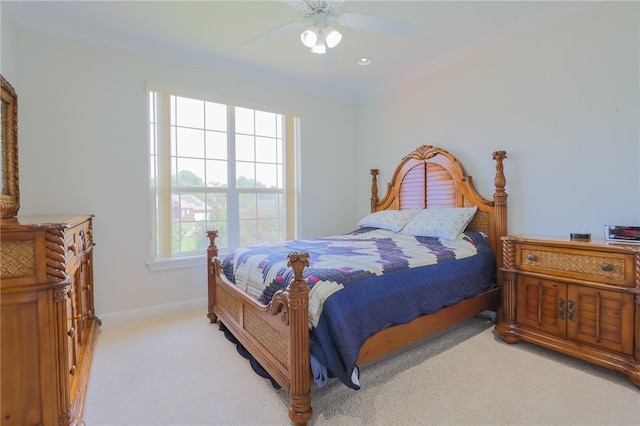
[206,231,312,425]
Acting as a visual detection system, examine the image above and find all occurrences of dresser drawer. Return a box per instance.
[64,220,93,271]
[515,243,634,286]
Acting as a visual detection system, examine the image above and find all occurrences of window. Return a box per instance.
[148,87,298,263]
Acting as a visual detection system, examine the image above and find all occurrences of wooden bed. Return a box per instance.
[206,145,508,425]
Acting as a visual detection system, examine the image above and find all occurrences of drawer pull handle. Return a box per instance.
[567,300,575,321]
[595,292,601,342]
[70,365,76,375]
[558,298,565,320]
[68,327,75,338]
[527,254,536,261]
[600,263,613,272]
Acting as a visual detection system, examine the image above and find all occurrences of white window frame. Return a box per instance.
[146,84,298,271]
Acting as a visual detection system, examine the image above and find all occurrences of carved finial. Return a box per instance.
[207,230,219,257]
[370,169,379,212]
[492,151,507,202]
[287,252,310,278]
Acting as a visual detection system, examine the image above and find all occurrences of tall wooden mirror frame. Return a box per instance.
[1,74,19,218]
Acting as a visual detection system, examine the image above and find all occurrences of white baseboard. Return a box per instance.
[97,297,208,328]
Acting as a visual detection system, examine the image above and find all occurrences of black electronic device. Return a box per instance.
[604,225,640,243]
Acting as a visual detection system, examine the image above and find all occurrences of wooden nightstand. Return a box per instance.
[495,234,640,388]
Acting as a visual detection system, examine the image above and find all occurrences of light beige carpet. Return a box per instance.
[84,309,639,426]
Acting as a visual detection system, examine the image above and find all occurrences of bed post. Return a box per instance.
[287,252,312,426]
[491,151,508,308]
[206,230,219,323]
[370,169,379,213]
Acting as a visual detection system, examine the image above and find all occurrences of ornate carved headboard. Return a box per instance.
[369,145,507,268]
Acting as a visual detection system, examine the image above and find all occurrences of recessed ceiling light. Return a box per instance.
[357,57,373,66]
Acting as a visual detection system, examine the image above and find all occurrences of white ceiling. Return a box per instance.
[4,0,591,102]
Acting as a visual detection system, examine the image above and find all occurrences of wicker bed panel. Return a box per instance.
[217,286,240,322]
[467,209,490,236]
[244,309,289,367]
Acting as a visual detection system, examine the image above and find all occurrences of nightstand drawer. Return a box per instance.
[515,243,634,286]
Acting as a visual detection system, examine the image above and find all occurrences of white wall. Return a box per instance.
[355,2,639,237]
[0,3,17,84]
[10,29,357,323]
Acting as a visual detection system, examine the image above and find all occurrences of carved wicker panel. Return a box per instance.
[520,249,626,282]
[244,309,288,367]
[466,210,489,236]
[217,287,240,322]
[0,240,35,277]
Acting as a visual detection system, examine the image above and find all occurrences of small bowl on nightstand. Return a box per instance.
[570,233,591,241]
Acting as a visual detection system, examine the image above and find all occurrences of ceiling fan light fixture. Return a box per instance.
[300,26,319,48]
[324,26,342,48]
[310,33,327,54]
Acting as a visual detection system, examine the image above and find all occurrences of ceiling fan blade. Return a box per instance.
[243,20,307,50]
[338,12,412,37]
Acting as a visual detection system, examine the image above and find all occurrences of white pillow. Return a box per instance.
[401,206,478,240]
[357,209,420,232]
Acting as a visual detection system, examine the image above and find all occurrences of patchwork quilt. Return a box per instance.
[221,228,495,389]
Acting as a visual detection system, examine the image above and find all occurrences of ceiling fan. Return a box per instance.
[243,0,412,55]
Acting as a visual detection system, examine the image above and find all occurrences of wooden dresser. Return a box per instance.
[496,234,640,388]
[1,215,100,426]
